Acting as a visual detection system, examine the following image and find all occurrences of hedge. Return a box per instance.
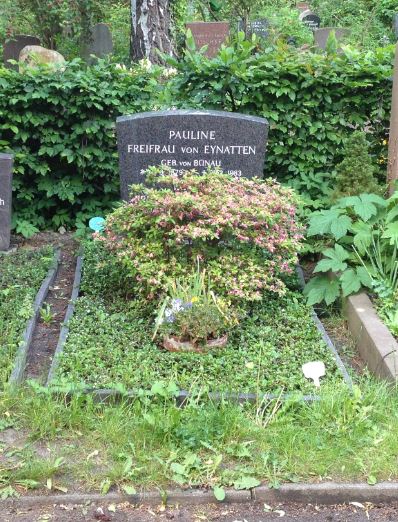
[0,43,394,233]
[0,60,160,235]
[166,40,393,204]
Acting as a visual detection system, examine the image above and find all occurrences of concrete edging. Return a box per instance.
[4,482,398,508]
[344,292,398,381]
[8,249,61,386]
[46,255,83,385]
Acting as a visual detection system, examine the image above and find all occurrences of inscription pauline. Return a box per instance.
[116,110,269,201]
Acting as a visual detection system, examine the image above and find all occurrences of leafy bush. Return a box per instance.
[304,192,398,305]
[0,60,160,235]
[99,169,302,303]
[332,131,381,200]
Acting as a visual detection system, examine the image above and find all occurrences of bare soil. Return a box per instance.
[15,232,78,383]
[3,501,398,521]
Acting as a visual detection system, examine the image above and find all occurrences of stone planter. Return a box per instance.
[163,334,228,354]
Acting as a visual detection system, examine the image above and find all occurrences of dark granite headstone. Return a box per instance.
[299,10,321,31]
[116,110,269,200]
[82,23,113,62]
[393,14,398,38]
[0,154,13,251]
[314,27,350,50]
[3,35,41,70]
[186,22,230,58]
[238,19,269,39]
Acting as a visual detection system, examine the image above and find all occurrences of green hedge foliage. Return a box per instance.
[0,60,160,235]
[166,39,393,205]
[0,42,394,233]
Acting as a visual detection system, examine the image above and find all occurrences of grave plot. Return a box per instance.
[49,171,350,397]
[0,246,55,386]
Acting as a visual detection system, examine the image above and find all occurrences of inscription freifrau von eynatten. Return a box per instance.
[116,110,269,201]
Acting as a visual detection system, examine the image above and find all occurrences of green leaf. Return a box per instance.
[330,214,352,239]
[367,475,377,485]
[313,244,349,273]
[234,476,261,490]
[352,221,372,252]
[170,463,186,476]
[339,269,361,296]
[304,276,341,306]
[307,209,342,237]
[382,222,398,245]
[213,486,226,501]
[357,266,373,288]
[122,484,137,495]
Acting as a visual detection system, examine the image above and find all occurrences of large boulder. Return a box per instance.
[19,45,66,71]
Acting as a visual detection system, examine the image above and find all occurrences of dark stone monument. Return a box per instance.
[299,10,321,31]
[0,154,13,251]
[314,27,350,50]
[186,22,230,58]
[116,110,269,200]
[393,14,398,38]
[238,19,269,39]
[82,23,113,62]
[3,35,41,70]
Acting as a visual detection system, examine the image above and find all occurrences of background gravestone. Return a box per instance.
[296,2,310,12]
[299,10,321,31]
[82,23,113,62]
[0,153,13,251]
[314,27,350,49]
[186,22,230,58]
[116,110,269,200]
[3,35,41,70]
[238,19,269,39]
[393,14,398,38]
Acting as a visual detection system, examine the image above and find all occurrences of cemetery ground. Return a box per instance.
[2,230,398,506]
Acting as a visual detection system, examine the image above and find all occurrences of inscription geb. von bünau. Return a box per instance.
[117,110,269,201]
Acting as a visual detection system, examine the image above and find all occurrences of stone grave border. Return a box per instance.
[8,249,61,386]
[44,256,352,401]
[5,481,398,509]
[344,292,398,382]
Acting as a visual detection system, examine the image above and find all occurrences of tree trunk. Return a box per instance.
[130,0,174,65]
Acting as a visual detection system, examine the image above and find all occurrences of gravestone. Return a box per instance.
[393,14,398,38]
[238,19,269,39]
[82,23,113,62]
[299,10,321,31]
[0,154,13,251]
[314,27,350,50]
[296,2,310,12]
[186,22,229,58]
[116,110,269,200]
[3,35,41,70]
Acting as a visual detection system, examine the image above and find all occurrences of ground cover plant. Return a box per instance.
[0,246,53,386]
[54,171,343,394]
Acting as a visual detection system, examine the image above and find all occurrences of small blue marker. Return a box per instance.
[89,216,106,232]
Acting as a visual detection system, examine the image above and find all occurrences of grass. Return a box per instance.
[54,242,344,394]
[1,378,398,496]
[0,246,54,386]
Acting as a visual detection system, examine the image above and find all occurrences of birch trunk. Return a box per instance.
[130,0,174,64]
